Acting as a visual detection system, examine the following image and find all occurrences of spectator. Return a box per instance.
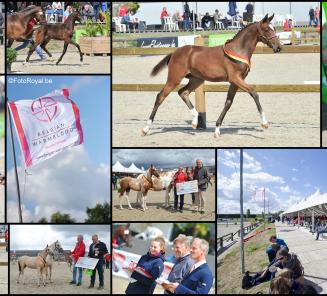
[245,2,254,14]
[193,159,209,214]
[119,4,128,17]
[266,243,280,263]
[112,173,118,190]
[183,2,191,30]
[129,11,140,30]
[269,235,288,250]
[201,12,212,30]
[91,2,101,22]
[164,235,193,294]
[125,237,166,294]
[160,7,169,29]
[5,228,7,252]
[213,9,228,29]
[314,6,319,27]
[52,2,63,21]
[172,167,188,213]
[69,234,86,286]
[186,167,195,204]
[309,7,315,26]
[82,2,95,22]
[316,222,327,240]
[172,11,183,31]
[63,5,72,22]
[88,234,108,290]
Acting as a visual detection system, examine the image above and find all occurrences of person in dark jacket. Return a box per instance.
[88,234,108,290]
[126,236,166,294]
[164,234,193,294]
[193,159,209,214]
[162,238,213,294]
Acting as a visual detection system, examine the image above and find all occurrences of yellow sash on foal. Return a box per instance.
[223,42,251,68]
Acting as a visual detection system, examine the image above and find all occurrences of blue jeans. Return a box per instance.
[73,264,83,284]
[91,259,104,287]
[15,40,45,59]
[93,4,101,21]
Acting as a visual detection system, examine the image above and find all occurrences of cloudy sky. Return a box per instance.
[7,76,110,222]
[10,225,110,251]
[218,149,327,214]
[113,149,215,170]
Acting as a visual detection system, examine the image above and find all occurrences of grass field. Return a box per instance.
[217,223,276,294]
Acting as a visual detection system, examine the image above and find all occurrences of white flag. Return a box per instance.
[8,89,83,168]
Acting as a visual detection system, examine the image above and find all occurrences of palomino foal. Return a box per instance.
[118,165,160,211]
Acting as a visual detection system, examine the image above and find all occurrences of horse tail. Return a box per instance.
[150,54,172,77]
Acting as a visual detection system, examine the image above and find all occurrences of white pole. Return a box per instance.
[240,149,245,274]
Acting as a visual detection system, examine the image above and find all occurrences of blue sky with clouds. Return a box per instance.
[217,149,327,215]
[6,75,110,222]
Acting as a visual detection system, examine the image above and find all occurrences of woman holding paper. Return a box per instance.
[125,237,166,294]
[173,167,188,213]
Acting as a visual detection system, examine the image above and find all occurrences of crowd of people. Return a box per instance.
[123,235,213,294]
[68,234,109,290]
[282,215,327,240]
[242,235,317,294]
[7,2,109,23]
[308,6,320,27]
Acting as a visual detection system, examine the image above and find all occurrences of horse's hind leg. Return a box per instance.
[40,39,53,60]
[178,75,204,129]
[56,42,68,65]
[125,190,134,210]
[70,40,84,62]
[142,81,180,135]
[214,83,239,137]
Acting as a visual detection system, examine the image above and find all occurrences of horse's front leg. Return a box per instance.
[7,39,14,48]
[70,40,84,62]
[49,266,53,283]
[125,192,134,210]
[214,83,239,138]
[231,76,268,130]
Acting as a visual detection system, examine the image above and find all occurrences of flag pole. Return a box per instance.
[7,104,23,223]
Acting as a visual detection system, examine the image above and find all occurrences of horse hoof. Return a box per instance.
[141,128,149,136]
[214,132,221,138]
[129,207,134,210]
[192,123,197,129]
[261,123,269,129]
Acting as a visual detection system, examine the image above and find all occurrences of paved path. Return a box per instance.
[275,222,327,294]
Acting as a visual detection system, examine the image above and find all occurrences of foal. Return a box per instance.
[118,165,160,211]
[25,11,84,65]
[142,14,282,138]
[17,245,52,287]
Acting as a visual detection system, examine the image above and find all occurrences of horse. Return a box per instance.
[17,245,52,287]
[118,165,160,211]
[44,240,64,284]
[7,5,45,47]
[25,11,84,65]
[141,14,282,138]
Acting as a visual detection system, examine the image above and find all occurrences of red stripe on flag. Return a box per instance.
[8,102,33,167]
[65,95,83,145]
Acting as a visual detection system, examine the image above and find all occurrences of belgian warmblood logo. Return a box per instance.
[31,97,58,122]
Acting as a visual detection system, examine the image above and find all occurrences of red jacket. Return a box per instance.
[173,171,188,187]
[5,230,8,242]
[161,10,168,19]
[26,18,37,34]
[71,241,86,262]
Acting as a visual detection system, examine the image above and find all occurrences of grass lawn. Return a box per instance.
[217,223,276,294]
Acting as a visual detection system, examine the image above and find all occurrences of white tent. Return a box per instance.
[112,161,128,173]
[282,190,327,216]
[127,163,145,174]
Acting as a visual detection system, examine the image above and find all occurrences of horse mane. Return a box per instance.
[229,22,258,42]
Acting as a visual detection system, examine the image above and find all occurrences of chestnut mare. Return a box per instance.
[118,165,160,211]
[25,11,84,65]
[142,14,282,138]
[7,5,45,47]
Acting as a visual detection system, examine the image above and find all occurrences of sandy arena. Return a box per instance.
[113,53,319,147]
[0,266,7,294]
[112,182,215,221]
[10,262,110,294]
[11,43,110,74]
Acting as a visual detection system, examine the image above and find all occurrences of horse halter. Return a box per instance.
[256,22,279,46]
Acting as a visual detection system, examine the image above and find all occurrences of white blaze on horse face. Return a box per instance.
[269,24,275,31]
